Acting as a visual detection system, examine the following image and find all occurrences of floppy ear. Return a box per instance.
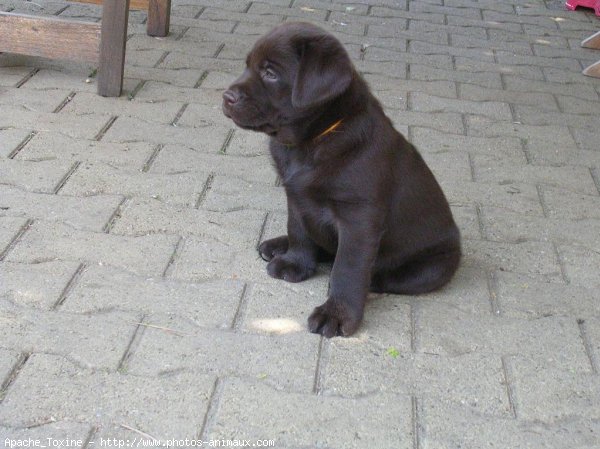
[292,35,354,109]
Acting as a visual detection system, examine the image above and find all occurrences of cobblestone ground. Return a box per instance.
[1,0,600,448]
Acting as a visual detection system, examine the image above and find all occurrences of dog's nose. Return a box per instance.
[222,90,238,105]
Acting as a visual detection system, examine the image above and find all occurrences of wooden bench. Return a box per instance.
[0,0,171,97]
[582,30,600,78]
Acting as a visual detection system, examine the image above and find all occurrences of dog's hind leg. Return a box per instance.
[370,249,460,295]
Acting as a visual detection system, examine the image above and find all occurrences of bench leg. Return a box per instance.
[147,0,171,37]
[97,0,131,97]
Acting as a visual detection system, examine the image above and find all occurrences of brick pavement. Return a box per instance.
[1,0,600,447]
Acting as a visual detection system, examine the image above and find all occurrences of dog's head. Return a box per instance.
[222,22,354,140]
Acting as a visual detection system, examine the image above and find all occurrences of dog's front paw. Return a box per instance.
[258,236,289,261]
[308,297,363,338]
[266,255,315,283]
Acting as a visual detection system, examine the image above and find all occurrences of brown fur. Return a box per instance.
[222,22,461,337]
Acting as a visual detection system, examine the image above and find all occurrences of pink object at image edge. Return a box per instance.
[565,0,600,16]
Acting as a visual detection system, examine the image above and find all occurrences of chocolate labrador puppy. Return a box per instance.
[222,22,461,337]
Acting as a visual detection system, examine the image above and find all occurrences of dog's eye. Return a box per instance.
[262,67,278,81]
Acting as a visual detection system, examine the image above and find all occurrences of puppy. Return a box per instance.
[222,22,461,338]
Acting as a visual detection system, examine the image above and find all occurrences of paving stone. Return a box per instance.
[454,56,546,80]
[198,71,239,90]
[5,221,179,277]
[124,65,204,87]
[14,132,155,169]
[149,144,277,184]
[462,239,561,280]
[365,48,452,71]
[0,110,109,140]
[202,6,285,24]
[497,51,581,71]
[60,92,184,125]
[59,162,211,207]
[410,64,503,89]
[338,34,408,53]
[508,356,600,421]
[0,353,215,437]
[417,302,589,370]
[211,378,413,449]
[0,86,69,113]
[241,280,335,336]
[356,58,408,77]
[0,217,28,257]
[134,81,224,106]
[466,118,579,160]
[201,176,285,212]
[441,180,544,216]
[0,261,80,309]
[233,21,289,37]
[413,18,489,39]
[101,116,231,149]
[585,317,600,370]
[368,25,447,44]
[0,66,34,87]
[112,197,264,247]
[446,17,524,36]
[503,76,597,102]
[370,6,444,23]
[9,67,97,92]
[0,348,20,387]
[513,105,600,130]
[410,92,513,120]
[168,235,269,283]
[248,1,329,20]
[410,2,483,18]
[481,206,600,250]
[444,0,515,13]
[411,127,525,161]
[568,92,600,121]
[459,83,559,110]
[471,154,598,195]
[419,399,600,449]
[296,0,369,15]
[541,187,600,220]
[225,129,270,157]
[128,324,320,392]
[494,271,600,319]
[364,74,456,99]
[571,126,600,153]
[0,159,75,193]
[543,66,600,85]
[0,128,33,158]
[324,347,510,415]
[387,110,465,134]
[408,39,494,60]
[420,149,472,183]
[558,244,600,290]
[62,264,244,330]
[0,185,122,231]
[170,102,233,128]
[533,42,600,62]
[0,299,138,369]
[0,421,92,448]
[450,205,481,240]
[125,46,176,68]
[159,51,244,73]
[450,32,534,54]
[481,10,558,28]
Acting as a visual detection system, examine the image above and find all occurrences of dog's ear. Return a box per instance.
[292,35,353,109]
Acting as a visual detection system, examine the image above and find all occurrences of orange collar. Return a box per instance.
[314,119,343,140]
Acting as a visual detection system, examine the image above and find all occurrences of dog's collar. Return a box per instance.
[314,119,343,141]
